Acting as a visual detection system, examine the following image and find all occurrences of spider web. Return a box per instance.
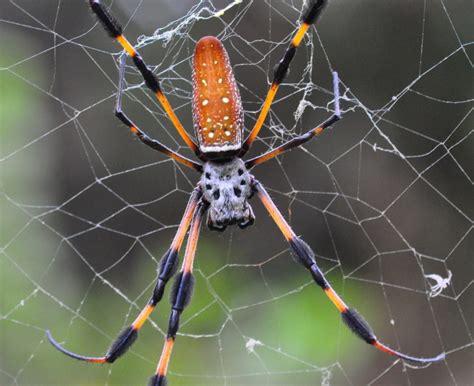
[1,0,472,385]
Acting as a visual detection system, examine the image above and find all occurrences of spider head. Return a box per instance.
[200,158,254,231]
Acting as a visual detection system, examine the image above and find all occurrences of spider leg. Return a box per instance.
[253,180,445,364]
[114,55,202,172]
[240,0,328,156]
[47,188,203,364]
[88,0,204,159]
[246,71,340,169]
[149,201,206,386]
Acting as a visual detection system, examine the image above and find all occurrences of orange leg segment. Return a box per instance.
[46,188,202,365]
[89,0,199,155]
[246,71,340,169]
[149,202,205,386]
[254,180,445,364]
[240,1,328,155]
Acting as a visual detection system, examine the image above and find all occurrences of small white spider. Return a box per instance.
[425,270,453,297]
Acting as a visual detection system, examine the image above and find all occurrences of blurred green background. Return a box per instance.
[1,1,472,385]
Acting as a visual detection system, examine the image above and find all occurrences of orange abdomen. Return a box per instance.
[192,36,243,157]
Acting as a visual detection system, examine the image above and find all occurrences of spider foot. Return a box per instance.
[341,308,445,364]
[46,326,138,364]
[46,330,107,363]
[373,340,446,364]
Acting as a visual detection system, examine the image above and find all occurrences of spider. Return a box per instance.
[47,1,445,385]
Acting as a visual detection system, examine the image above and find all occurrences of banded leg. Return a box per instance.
[47,188,202,364]
[88,0,202,158]
[149,202,206,386]
[240,0,328,156]
[246,71,340,169]
[254,180,445,364]
[114,55,202,172]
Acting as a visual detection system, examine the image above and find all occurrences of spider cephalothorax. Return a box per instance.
[47,2,445,385]
[200,158,254,231]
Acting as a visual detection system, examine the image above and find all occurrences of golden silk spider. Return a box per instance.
[47,1,445,385]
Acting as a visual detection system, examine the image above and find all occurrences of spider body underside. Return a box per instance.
[46,1,445,385]
[200,158,255,231]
